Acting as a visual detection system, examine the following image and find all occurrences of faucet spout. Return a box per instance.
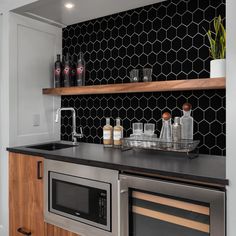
[55,107,83,144]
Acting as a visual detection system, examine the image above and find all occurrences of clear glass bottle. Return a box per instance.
[172,117,181,149]
[160,112,172,148]
[103,118,113,147]
[113,118,123,148]
[180,103,193,140]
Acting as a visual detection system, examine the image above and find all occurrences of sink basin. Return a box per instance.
[27,142,75,151]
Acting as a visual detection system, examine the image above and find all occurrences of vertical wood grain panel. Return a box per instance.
[45,224,80,236]
[9,153,44,236]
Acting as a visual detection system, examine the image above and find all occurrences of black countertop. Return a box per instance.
[7,142,228,187]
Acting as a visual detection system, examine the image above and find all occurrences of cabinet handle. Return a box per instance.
[37,161,43,180]
[17,227,31,235]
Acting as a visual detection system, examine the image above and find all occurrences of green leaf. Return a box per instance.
[206,15,226,59]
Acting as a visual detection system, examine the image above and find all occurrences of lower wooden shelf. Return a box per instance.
[42,77,225,96]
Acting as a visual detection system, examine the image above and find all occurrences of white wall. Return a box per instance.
[0,20,2,228]
[226,0,236,235]
[0,10,62,236]
[0,12,11,236]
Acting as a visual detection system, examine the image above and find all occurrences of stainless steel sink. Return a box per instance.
[26,142,75,151]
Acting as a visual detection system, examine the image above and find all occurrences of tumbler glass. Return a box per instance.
[143,68,153,82]
[132,123,143,135]
[144,123,155,135]
[130,69,139,82]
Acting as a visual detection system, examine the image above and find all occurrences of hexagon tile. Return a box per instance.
[61,0,226,156]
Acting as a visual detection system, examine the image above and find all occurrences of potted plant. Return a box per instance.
[206,15,226,78]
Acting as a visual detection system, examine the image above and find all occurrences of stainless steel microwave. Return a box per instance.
[44,159,119,236]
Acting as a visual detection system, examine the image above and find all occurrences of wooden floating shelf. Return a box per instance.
[43,77,225,96]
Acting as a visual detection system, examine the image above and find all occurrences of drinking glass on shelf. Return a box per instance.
[130,69,139,82]
[143,68,153,82]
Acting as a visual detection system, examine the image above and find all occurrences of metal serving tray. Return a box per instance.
[122,136,200,158]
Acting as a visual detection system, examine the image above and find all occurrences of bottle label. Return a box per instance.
[77,66,84,74]
[114,131,122,140]
[64,66,70,75]
[55,68,61,76]
[103,130,111,140]
[71,68,76,76]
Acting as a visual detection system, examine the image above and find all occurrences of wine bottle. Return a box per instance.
[63,53,71,87]
[71,56,77,86]
[54,54,62,88]
[76,52,86,86]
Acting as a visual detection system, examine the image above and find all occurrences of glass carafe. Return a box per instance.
[160,112,172,148]
[180,103,193,140]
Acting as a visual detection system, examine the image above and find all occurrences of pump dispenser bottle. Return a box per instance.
[103,118,113,147]
[180,103,193,140]
[172,117,181,149]
[113,118,123,148]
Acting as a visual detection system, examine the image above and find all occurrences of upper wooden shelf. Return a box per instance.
[43,77,225,96]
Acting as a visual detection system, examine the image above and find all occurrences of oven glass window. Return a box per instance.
[55,180,89,214]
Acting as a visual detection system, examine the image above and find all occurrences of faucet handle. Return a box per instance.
[80,127,83,135]
[55,112,59,123]
[74,127,83,138]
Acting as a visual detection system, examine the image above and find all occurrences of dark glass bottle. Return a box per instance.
[63,53,71,87]
[71,57,77,86]
[54,54,62,87]
[76,52,86,86]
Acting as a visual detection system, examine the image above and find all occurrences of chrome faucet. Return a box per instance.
[55,107,83,145]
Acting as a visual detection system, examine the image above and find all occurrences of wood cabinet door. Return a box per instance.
[45,224,80,236]
[9,153,44,236]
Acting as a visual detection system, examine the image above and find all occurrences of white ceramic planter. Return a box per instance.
[210,59,226,78]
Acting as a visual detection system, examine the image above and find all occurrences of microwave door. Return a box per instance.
[49,172,111,231]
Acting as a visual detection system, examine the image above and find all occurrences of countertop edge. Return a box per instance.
[7,147,229,186]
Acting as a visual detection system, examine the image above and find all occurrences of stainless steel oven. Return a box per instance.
[120,174,225,236]
[44,159,119,236]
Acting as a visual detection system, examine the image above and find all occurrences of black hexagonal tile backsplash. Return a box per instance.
[61,0,226,156]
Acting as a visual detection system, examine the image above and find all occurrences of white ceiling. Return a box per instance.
[0,0,38,13]
[12,0,164,27]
